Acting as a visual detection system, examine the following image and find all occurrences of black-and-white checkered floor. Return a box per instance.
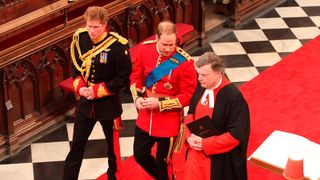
[1,0,320,179]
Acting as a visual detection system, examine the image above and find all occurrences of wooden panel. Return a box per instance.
[0,71,6,135]
[3,60,38,125]
[0,0,59,25]
[0,135,7,159]
[227,0,282,27]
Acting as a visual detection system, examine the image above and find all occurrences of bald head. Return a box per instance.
[156,21,176,39]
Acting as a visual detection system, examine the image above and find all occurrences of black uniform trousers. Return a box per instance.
[133,126,171,180]
[63,113,117,180]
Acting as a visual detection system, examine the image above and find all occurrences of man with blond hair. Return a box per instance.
[63,6,132,180]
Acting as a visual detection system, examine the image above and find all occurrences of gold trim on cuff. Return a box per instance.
[97,84,108,98]
[159,98,182,111]
[130,83,142,103]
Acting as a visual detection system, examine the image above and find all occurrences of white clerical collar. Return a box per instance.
[200,77,223,108]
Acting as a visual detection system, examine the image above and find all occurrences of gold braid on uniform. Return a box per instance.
[71,29,118,82]
[176,47,192,61]
[166,137,174,162]
[70,28,87,75]
[70,38,93,82]
[109,32,128,45]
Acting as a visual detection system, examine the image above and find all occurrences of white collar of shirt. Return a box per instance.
[200,77,223,108]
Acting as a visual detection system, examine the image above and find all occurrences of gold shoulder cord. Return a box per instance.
[70,28,87,74]
[142,40,157,45]
[176,47,192,61]
[109,32,128,45]
[71,30,117,82]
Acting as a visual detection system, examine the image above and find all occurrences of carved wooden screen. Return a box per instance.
[1,41,70,134]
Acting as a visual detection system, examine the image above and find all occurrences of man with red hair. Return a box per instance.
[63,6,132,180]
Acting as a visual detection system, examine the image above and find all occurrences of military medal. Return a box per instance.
[100,52,108,63]
[164,69,173,90]
[164,82,173,90]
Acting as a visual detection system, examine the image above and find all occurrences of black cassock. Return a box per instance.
[188,82,250,180]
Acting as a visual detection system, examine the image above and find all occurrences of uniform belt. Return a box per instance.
[146,89,168,98]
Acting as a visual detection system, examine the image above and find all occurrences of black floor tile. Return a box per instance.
[35,125,69,143]
[278,0,299,7]
[263,29,297,40]
[119,120,136,137]
[256,66,270,73]
[239,20,261,30]
[214,32,239,42]
[33,161,65,180]
[241,41,276,53]
[300,39,312,45]
[221,55,254,68]
[261,9,280,18]
[302,6,320,16]
[278,52,291,59]
[190,45,214,56]
[283,17,317,27]
[0,146,32,164]
[120,89,134,103]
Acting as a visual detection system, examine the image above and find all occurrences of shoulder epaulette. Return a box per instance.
[142,40,157,45]
[109,32,128,45]
[73,28,87,39]
[176,47,192,61]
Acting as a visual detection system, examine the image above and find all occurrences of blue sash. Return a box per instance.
[145,52,187,88]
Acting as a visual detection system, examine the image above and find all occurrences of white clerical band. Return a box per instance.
[200,77,223,108]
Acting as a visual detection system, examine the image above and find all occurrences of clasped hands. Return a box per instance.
[187,134,203,151]
[79,87,95,100]
[135,97,159,110]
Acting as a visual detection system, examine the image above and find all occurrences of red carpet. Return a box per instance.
[241,36,320,179]
[97,35,320,180]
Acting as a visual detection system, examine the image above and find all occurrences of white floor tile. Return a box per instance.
[290,27,320,39]
[78,158,108,180]
[119,137,134,157]
[275,7,308,18]
[270,39,302,53]
[31,142,70,163]
[233,29,268,42]
[310,16,320,27]
[121,103,138,120]
[66,123,74,141]
[248,53,281,67]
[255,18,289,29]
[89,123,107,140]
[225,67,259,82]
[295,0,320,7]
[0,163,34,180]
[210,42,246,55]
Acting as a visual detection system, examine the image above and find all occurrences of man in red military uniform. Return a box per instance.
[130,21,197,180]
[183,52,250,180]
[63,6,132,180]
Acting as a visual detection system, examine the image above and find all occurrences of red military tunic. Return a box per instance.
[130,41,197,137]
